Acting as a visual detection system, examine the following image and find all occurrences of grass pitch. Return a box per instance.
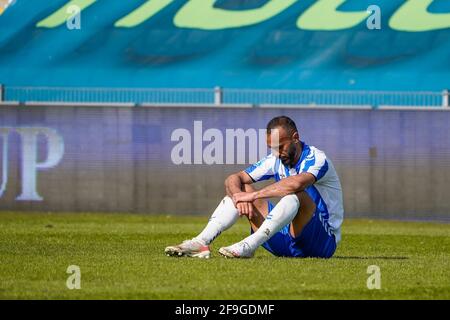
[0,212,449,300]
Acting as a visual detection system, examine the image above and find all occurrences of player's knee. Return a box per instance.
[281,194,300,209]
[272,194,300,221]
[296,192,316,214]
[222,195,233,204]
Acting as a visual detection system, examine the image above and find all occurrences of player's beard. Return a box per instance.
[280,141,298,167]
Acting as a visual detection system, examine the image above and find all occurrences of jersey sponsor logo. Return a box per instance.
[305,151,315,161]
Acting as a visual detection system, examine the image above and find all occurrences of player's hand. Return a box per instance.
[236,202,254,220]
[233,192,257,204]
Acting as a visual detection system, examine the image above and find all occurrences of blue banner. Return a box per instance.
[0,0,449,91]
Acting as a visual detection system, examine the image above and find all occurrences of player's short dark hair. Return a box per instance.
[266,116,298,135]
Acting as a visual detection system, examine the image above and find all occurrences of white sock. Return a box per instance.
[194,196,239,245]
[241,194,300,252]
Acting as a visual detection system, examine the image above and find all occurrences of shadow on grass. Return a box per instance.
[333,256,409,260]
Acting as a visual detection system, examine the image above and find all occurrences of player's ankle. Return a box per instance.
[192,238,207,246]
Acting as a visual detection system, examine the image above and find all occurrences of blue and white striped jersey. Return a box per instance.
[244,142,344,243]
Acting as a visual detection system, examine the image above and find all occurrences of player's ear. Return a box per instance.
[292,131,300,141]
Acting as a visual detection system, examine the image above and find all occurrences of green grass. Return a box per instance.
[0,212,449,300]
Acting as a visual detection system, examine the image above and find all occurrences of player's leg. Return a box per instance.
[219,192,302,258]
[241,183,269,232]
[166,182,265,258]
[165,184,268,258]
[218,191,318,258]
[165,195,238,258]
[287,192,337,258]
[244,186,316,237]
[289,191,316,238]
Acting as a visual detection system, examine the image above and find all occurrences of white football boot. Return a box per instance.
[165,239,211,259]
[218,241,254,259]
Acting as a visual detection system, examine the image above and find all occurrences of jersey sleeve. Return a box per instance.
[301,149,329,182]
[244,154,276,182]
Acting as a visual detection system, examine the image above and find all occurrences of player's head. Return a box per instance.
[266,116,301,167]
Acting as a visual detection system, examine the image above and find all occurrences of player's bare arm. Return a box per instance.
[233,172,316,204]
[225,171,253,198]
[225,171,255,219]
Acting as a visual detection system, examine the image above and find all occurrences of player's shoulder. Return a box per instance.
[254,153,276,167]
[305,144,327,161]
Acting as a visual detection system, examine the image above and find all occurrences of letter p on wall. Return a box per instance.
[15,127,65,201]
